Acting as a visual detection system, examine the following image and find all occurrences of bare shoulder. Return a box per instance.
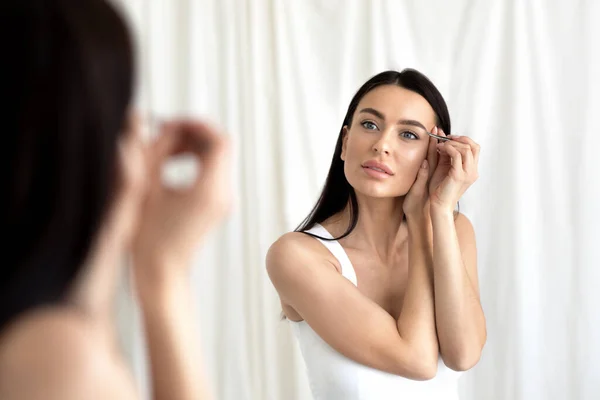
[266,231,341,320]
[0,308,136,400]
[266,231,339,276]
[266,231,320,261]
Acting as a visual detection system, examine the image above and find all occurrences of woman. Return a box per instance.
[0,1,230,399]
[267,69,486,399]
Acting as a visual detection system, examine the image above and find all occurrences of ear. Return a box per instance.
[341,126,349,161]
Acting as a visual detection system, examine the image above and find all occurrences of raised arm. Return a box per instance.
[430,208,486,370]
[132,120,231,400]
[428,132,487,371]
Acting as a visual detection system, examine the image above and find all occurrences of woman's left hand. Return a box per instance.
[428,128,480,212]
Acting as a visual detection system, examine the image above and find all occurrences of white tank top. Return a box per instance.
[289,223,462,400]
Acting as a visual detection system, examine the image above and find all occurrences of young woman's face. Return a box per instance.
[341,84,437,198]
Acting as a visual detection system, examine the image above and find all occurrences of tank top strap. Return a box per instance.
[304,223,358,287]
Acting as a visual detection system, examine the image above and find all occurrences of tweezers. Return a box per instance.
[426,130,452,142]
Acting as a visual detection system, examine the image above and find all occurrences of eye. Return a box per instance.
[400,130,419,140]
[361,120,378,131]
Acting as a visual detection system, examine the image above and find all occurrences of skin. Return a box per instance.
[267,85,486,380]
[0,114,232,400]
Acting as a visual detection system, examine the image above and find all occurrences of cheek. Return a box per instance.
[398,144,427,169]
[344,135,368,161]
[393,144,428,192]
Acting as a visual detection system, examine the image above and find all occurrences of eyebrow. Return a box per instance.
[358,107,428,131]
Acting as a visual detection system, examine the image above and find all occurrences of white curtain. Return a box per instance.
[113,1,600,399]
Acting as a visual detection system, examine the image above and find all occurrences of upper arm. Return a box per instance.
[455,212,480,297]
[0,310,137,400]
[266,233,432,379]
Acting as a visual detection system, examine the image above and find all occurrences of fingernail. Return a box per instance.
[421,160,428,169]
[433,126,438,134]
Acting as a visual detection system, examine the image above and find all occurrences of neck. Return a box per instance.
[331,194,407,263]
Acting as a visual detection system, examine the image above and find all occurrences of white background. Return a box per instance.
[113,1,600,399]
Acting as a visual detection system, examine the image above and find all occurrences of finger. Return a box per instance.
[152,119,225,162]
[451,140,477,179]
[447,134,477,148]
[438,142,463,170]
[440,139,471,152]
[434,126,450,161]
[427,135,438,177]
[436,126,448,142]
[444,140,476,173]
[176,120,228,164]
[171,121,231,202]
[462,144,474,172]
[148,121,182,181]
[447,141,471,169]
[434,126,446,137]
[435,127,450,156]
[437,138,468,165]
[177,120,227,164]
[413,159,430,193]
[448,135,480,163]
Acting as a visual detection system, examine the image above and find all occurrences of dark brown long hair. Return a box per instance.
[295,69,452,240]
[0,0,134,330]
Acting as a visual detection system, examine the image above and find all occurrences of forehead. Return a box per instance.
[354,85,436,125]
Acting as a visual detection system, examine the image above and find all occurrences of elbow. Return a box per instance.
[407,349,439,381]
[441,348,482,372]
[440,327,486,372]
[387,340,439,380]
[414,360,438,381]
[389,349,438,380]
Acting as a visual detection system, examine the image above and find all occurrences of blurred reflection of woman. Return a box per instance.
[0,1,231,399]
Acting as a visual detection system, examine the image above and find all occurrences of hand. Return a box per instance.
[402,135,438,218]
[428,127,480,212]
[72,113,149,311]
[132,119,232,284]
[111,112,150,246]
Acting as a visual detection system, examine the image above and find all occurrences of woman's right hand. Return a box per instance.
[132,119,232,286]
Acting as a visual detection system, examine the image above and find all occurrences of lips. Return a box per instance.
[361,160,393,175]
[365,166,387,174]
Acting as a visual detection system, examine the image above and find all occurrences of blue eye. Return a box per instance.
[361,121,378,130]
[401,131,418,140]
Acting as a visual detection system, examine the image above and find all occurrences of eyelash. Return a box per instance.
[360,120,419,140]
[361,121,378,130]
[401,131,418,140]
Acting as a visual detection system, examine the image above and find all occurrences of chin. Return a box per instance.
[351,180,406,199]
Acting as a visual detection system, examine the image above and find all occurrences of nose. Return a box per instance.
[372,135,391,155]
